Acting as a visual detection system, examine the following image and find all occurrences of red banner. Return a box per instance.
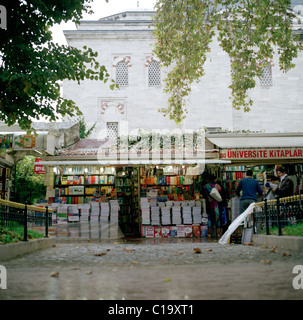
[220,148,303,160]
[34,158,45,174]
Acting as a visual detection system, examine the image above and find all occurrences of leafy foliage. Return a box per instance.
[78,116,96,138]
[0,226,44,243]
[16,155,46,204]
[153,0,303,123]
[0,0,112,130]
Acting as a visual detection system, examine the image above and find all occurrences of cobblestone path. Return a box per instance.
[1,238,303,300]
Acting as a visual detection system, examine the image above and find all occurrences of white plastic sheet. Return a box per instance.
[219,202,256,245]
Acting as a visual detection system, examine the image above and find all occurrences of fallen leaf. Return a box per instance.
[178,251,184,255]
[205,249,213,252]
[193,248,202,254]
[86,271,93,275]
[50,271,60,277]
[283,252,291,257]
[107,249,111,251]
[114,242,120,245]
[164,278,172,282]
[131,260,138,264]
[270,246,279,253]
[94,252,107,256]
[123,248,133,253]
[260,259,271,265]
[52,245,56,247]
[244,243,254,246]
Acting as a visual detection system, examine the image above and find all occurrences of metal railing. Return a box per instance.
[0,199,53,241]
[253,195,303,236]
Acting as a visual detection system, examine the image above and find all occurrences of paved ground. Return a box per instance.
[1,238,303,300]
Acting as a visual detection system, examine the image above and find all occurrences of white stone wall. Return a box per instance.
[63,11,303,137]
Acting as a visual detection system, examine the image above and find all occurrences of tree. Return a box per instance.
[16,155,46,204]
[153,0,303,123]
[78,116,96,138]
[0,0,116,130]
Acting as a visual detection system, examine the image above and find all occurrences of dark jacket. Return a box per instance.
[274,175,294,198]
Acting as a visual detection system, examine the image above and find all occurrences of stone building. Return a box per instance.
[62,3,303,138]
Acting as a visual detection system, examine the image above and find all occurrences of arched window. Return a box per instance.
[260,63,272,87]
[116,61,128,87]
[148,60,161,86]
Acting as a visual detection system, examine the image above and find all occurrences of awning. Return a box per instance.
[207,133,303,148]
[39,159,231,166]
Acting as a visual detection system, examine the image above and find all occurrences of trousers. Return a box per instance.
[240,199,256,214]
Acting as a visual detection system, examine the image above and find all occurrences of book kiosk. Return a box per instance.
[47,164,208,238]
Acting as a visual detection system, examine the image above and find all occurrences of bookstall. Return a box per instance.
[207,133,303,225]
[139,165,208,238]
[43,163,216,238]
[40,130,231,238]
[47,165,140,236]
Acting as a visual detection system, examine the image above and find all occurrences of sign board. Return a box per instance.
[220,148,303,160]
[34,158,45,174]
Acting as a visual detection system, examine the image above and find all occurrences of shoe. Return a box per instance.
[207,229,212,238]
[217,228,222,239]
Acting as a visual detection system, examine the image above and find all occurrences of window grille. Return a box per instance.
[107,122,119,140]
[148,61,161,86]
[260,63,272,87]
[116,61,129,87]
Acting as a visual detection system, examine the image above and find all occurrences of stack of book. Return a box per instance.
[192,206,202,224]
[141,198,150,225]
[79,204,90,221]
[100,202,110,222]
[172,206,182,225]
[166,201,174,208]
[161,207,171,225]
[57,205,68,224]
[90,202,100,222]
[148,189,158,207]
[67,205,79,222]
[151,206,161,225]
[182,206,192,224]
[109,200,119,222]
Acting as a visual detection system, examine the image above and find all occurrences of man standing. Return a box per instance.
[236,169,263,213]
[272,166,294,198]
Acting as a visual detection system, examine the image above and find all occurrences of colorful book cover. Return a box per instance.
[192,225,201,238]
[145,226,154,238]
[170,226,178,237]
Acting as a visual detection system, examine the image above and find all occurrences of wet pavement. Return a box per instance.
[1,237,303,300]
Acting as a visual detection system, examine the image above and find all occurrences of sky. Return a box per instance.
[50,0,157,45]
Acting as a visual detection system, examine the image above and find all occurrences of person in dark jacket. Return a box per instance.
[273,166,294,198]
